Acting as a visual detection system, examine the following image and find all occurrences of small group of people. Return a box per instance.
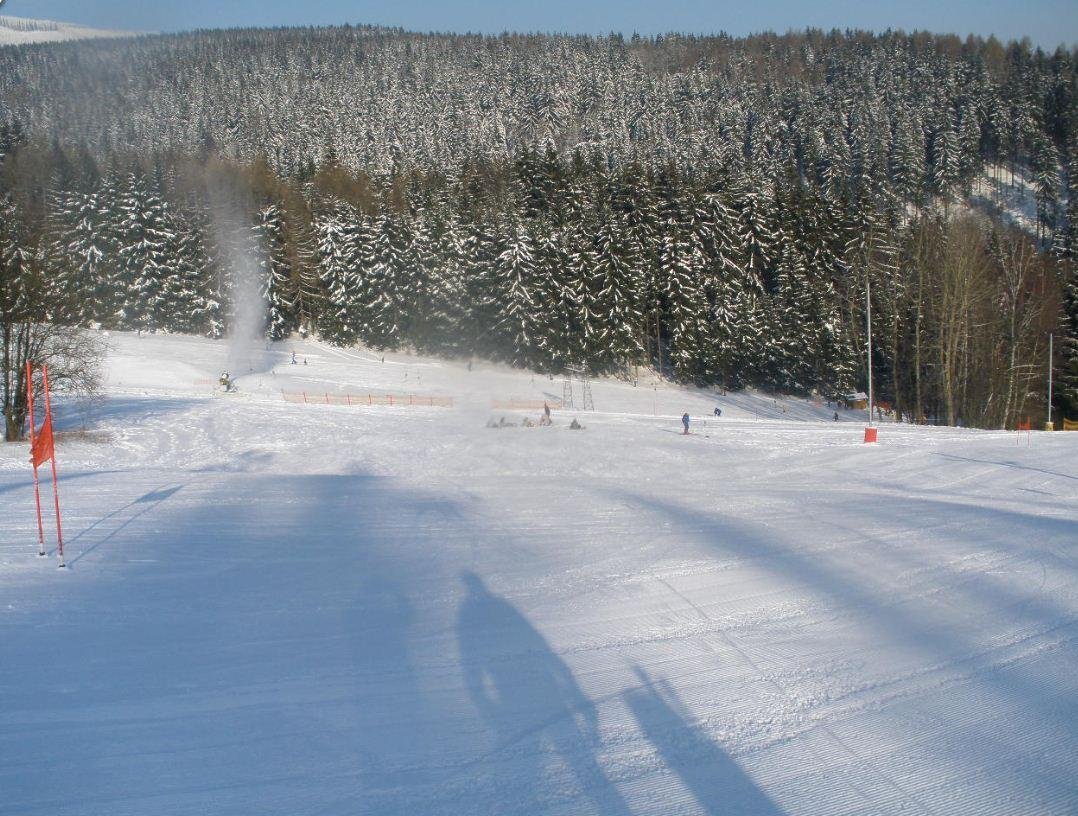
[487,403,576,429]
[682,406,722,435]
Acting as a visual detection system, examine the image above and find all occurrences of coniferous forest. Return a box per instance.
[1,25,1077,427]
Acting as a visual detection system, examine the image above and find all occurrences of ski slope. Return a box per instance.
[1,331,1076,816]
[0,16,135,46]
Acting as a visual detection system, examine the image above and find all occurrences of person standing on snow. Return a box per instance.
[682,413,690,435]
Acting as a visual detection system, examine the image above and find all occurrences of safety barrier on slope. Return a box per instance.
[282,391,454,408]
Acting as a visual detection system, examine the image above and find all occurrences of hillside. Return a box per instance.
[2,331,1076,814]
[1,24,1074,429]
[0,15,134,46]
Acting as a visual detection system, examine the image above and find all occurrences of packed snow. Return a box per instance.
[1,331,1076,815]
[0,16,134,46]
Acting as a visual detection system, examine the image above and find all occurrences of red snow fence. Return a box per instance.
[863,427,878,444]
[282,391,454,408]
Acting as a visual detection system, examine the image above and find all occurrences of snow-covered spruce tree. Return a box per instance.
[590,215,644,373]
[493,222,542,367]
[1032,135,1060,241]
[531,219,572,371]
[114,168,179,333]
[413,211,469,355]
[170,216,215,336]
[49,188,109,326]
[657,228,706,382]
[313,201,363,344]
[254,204,296,340]
[771,237,817,392]
[927,110,960,202]
[890,109,926,206]
[566,215,604,369]
[839,187,900,404]
[692,187,746,385]
[360,211,411,349]
[616,163,660,368]
[459,216,500,358]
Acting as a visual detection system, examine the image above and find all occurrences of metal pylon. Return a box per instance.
[564,365,594,411]
[581,370,594,411]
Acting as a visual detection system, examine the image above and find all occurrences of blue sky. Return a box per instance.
[3,0,1076,49]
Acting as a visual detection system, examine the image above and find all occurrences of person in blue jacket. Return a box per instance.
[682,413,690,435]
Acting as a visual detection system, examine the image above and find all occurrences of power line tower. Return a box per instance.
[564,365,594,411]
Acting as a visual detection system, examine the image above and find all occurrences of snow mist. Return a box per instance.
[210,200,267,376]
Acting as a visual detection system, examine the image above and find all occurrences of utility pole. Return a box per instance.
[655,302,662,380]
[1047,333,1054,430]
[866,272,874,426]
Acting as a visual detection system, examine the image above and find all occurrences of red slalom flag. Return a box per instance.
[31,412,55,468]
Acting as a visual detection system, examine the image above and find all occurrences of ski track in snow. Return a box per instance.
[1,331,1076,815]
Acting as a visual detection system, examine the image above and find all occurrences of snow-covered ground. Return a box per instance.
[2,331,1076,815]
[0,16,135,46]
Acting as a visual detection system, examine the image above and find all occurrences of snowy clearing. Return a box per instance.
[2,331,1076,815]
[0,16,135,46]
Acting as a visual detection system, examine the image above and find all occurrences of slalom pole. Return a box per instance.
[42,365,65,568]
[26,361,46,557]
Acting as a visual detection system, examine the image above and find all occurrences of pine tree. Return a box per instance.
[657,228,706,381]
[254,204,296,340]
[314,201,363,343]
[50,188,109,325]
[493,222,541,367]
[114,169,179,332]
[361,211,410,348]
[1060,262,1078,420]
[591,215,644,371]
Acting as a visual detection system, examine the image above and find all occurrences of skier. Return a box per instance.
[541,402,552,426]
[682,413,690,435]
[569,418,583,430]
[291,350,297,365]
[833,411,839,422]
[713,407,722,417]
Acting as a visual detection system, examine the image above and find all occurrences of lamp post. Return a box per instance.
[866,272,874,426]
[1047,333,1054,431]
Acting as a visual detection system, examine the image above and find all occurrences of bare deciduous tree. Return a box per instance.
[1,193,102,442]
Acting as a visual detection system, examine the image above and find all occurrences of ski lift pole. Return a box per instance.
[26,361,46,557]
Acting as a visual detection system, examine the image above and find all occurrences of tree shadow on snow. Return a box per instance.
[624,665,784,816]
[456,571,631,816]
[613,489,1078,810]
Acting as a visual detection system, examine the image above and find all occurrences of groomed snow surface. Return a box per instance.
[2,332,1076,816]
